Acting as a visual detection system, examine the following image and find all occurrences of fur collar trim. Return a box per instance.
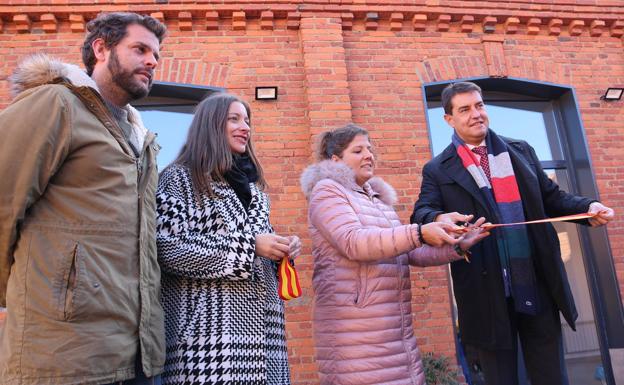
[9,53,148,148]
[300,160,397,206]
[10,53,97,97]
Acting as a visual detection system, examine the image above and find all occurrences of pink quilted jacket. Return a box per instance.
[300,161,461,385]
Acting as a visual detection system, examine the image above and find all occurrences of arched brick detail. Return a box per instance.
[506,56,573,86]
[155,58,230,87]
[415,56,489,84]
[415,50,572,87]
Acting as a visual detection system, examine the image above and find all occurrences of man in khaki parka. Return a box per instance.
[0,12,167,385]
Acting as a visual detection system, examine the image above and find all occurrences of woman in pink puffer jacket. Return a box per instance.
[300,124,489,385]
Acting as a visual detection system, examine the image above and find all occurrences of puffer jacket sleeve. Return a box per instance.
[0,86,72,306]
[156,166,256,281]
[309,178,422,262]
[407,243,461,267]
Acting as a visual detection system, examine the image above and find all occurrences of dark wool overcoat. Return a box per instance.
[411,135,594,349]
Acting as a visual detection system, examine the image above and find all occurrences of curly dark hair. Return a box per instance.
[81,12,166,75]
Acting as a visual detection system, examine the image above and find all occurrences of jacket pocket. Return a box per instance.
[353,263,369,308]
[56,243,90,321]
[56,243,77,321]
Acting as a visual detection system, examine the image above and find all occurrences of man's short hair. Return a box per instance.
[441,81,483,114]
[81,12,167,76]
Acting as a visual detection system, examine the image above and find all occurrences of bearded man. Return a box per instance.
[0,12,167,385]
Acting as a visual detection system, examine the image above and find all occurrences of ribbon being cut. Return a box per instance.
[479,212,597,230]
[456,212,597,264]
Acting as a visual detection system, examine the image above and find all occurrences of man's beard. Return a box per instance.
[108,48,153,101]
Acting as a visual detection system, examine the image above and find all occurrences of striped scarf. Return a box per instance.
[453,130,539,315]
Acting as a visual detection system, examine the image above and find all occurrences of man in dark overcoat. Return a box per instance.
[411,81,614,385]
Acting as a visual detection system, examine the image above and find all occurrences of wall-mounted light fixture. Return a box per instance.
[255,86,278,100]
[601,87,623,101]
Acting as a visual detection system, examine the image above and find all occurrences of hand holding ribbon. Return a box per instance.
[454,217,491,262]
[588,202,615,227]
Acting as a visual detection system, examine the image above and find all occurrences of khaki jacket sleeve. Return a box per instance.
[0,85,72,306]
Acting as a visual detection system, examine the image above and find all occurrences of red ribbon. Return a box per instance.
[481,212,597,230]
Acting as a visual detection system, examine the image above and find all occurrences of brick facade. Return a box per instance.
[1,2,623,384]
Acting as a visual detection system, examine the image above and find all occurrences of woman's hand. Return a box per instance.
[255,233,290,261]
[457,217,490,251]
[287,235,302,260]
[419,222,464,247]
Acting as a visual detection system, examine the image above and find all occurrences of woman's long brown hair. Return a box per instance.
[170,92,266,196]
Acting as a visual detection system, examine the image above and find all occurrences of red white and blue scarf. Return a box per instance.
[453,130,539,315]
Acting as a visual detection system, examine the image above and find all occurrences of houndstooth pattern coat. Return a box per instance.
[156,164,290,385]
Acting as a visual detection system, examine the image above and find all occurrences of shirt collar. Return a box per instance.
[466,140,486,150]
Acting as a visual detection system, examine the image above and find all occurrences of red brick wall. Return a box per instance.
[1,3,623,384]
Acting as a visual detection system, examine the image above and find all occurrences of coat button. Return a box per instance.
[481,270,488,276]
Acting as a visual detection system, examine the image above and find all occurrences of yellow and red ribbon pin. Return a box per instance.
[278,258,302,301]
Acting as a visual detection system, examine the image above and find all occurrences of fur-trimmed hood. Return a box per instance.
[10,53,99,97]
[300,160,397,206]
[9,54,148,147]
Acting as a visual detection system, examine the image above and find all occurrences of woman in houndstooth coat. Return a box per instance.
[156,93,301,385]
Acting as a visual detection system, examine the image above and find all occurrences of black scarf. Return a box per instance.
[224,154,258,211]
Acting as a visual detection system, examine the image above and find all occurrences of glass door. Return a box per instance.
[547,169,603,385]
